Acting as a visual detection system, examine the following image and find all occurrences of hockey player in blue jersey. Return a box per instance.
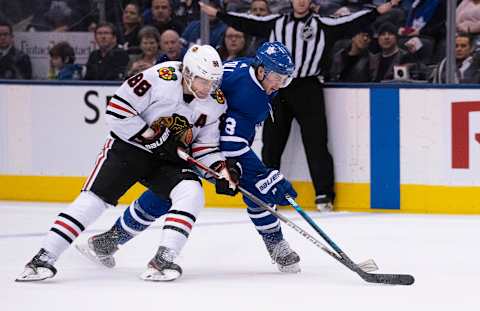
[80,42,301,277]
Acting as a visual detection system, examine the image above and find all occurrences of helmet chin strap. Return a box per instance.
[184,75,204,100]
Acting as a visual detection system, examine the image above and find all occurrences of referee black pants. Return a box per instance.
[261,77,335,200]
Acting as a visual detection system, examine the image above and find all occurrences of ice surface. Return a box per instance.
[1,201,479,311]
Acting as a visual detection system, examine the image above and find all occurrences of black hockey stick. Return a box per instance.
[286,197,414,285]
[176,149,415,285]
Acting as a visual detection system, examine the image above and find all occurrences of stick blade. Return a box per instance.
[357,258,378,272]
[358,270,415,286]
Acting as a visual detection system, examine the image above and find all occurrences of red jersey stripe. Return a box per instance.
[55,220,79,237]
[165,217,193,230]
[108,102,136,115]
[192,146,215,153]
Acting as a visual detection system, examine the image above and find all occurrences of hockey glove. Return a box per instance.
[211,160,241,196]
[139,124,171,153]
[140,114,193,160]
[151,113,193,148]
[255,170,297,206]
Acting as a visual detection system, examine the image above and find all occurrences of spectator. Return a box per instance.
[27,0,93,31]
[0,0,31,26]
[182,0,227,47]
[144,0,185,35]
[217,27,249,61]
[127,26,161,76]
[436,33,480,83]
[369,22,414,82]
[399,0,446,63]
[311,0,347,16]
[457,0,480,35]
[371,0,407,32]
[250,0,271,16]
[0,20,32,79]
[48,41,83,80]
[175,0,201,26]
[84,22,130,80]
[245,0,270,55]
[157,29,186,62]
[120,1,143,49]
[200,0,400,211]
[330,26,372,82]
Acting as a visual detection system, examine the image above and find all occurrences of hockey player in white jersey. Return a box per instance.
[76,42,301,275]
[16,44,237,282]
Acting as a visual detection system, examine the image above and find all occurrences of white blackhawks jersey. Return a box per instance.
[105,61,227,167]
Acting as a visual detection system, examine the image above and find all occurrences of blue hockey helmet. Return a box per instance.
[254,41,294,87]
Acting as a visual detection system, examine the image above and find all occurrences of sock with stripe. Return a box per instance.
[160,180,203,254]
[42,212,86,262]
[41,191,107,261]
[247,205,284,240]
[112,191,171,245]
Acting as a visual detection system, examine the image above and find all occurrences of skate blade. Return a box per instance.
[15,267,54,282]
[140,267,181,282]
[316,203,333,212]
[75,244,115,268]
[277,263,301,273]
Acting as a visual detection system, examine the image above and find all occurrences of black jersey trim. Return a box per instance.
[106,110,127,119]
[168,210,196,223]
[129,124,150,141]
[163,225,189,238]
[50,228,73,243]
[58,213,85,231]
[112,95,137,112]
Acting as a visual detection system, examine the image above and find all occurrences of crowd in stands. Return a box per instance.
[1,0,480,83]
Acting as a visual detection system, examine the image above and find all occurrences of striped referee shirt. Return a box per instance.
[218,9,378,79]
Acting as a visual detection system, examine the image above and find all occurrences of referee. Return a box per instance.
[200,0,399,211]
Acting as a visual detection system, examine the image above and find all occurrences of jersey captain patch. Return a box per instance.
[158,67,178,81]
[212,89,225,104]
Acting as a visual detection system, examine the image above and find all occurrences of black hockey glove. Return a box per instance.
[211,159,241,196]
[139,125,171,153]
[152,113,193,149]
[140,114,193,160]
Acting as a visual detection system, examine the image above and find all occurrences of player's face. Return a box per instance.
[262,71,292,95]
[190,76,217,99]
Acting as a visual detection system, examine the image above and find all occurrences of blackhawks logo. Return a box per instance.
[158,67,177,81]
[213,89,225,104]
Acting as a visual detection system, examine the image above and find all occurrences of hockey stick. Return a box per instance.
[176,149,415,285]
[285,196,378,273]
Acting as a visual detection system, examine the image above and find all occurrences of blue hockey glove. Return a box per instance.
[255,170,297,206]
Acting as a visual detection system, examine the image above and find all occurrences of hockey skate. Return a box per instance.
[315,195,333,212]
[75,228,120,268]
[16,248,57,282]
[140,246,182,282]
[264,237,301,273]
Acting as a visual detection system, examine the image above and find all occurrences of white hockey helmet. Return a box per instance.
[182,44,223,99]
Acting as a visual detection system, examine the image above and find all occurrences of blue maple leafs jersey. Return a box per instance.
[219,59,292,209]
[220,59,275,158]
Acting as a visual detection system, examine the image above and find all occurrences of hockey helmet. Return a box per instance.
[182,44,223,99]
[254,41,294,87]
